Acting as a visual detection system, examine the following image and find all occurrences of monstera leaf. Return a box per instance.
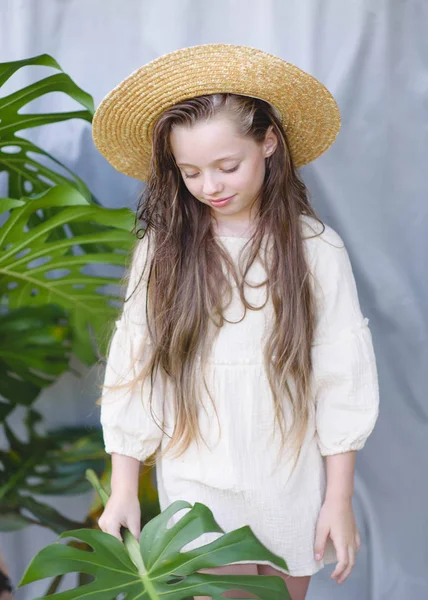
[0,304,70,405]
[19,471,291,599]
[0,185,135,363]
[0,54,93,200]
[0,414,107,533]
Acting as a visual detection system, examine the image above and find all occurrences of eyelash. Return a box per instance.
[184,165,239,179]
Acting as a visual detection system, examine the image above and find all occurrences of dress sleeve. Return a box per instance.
[100,233,164,462]
[307,224,379,456]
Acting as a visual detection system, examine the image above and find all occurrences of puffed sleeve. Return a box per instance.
[304,219,379,456]
[100,233,164,462]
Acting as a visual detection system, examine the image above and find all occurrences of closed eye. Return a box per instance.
[183,164,239,179]
[222,165,239,173]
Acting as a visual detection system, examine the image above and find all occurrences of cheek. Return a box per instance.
[237,161,265,192]
[182,179,210,206]
[252,156,267,181]
[182,177,200,197]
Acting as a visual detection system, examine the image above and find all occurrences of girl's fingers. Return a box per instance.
[98,517,123,541]
[314,521,330,560]
[331,544,349,581]
[110,525,123,542]
[337,546,356,584]
[356,531,361,552]
[127,518,141,541]
[105,523,123,541]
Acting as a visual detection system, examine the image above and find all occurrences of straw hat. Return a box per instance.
[92,44,341,181]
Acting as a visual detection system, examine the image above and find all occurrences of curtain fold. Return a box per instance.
[1,1,426,598]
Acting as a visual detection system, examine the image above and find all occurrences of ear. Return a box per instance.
[263,125,278,158]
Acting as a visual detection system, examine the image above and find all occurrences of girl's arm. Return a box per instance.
[98,234,163,540]
[98,453,142,541]
[101,234,163,464]
[324,451,355,502]
[304,221,379,584]
[314,452,361,584]
[111,452,140,496]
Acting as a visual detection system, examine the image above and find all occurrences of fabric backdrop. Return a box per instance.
[0,0,427,598]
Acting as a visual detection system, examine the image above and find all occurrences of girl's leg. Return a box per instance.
[194,563,311,600]
[258,564,311,600]
[195,563,259,600]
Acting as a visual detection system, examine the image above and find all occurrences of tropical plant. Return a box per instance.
[18,470,291,600]
[0,304,70,411]
[0,54,93,200]
[0,409,106,534]
[0,53,157,596]
[0,185,138,587]
[0,186,134,364]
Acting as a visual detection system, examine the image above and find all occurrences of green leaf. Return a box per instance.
[0,54,93,200]
[0,425,107,497]
[17,496,83,534]
[0,197,25,210]
[0,185,135,363]
[0,400,14,420]
[0,495,84,534]
[0,425,107,533]
[0,305,70,404]
[0,365,40,406]
[18,500,290,599]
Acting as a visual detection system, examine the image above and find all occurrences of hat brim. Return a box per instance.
[92,44,341,181]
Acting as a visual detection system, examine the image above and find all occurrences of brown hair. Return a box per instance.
[111,93,324,469]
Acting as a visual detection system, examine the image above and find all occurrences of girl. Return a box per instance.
[92,44,379,600]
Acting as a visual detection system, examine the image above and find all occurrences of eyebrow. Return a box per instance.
[177,154,241,167]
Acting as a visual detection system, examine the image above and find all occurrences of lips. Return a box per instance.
[208,195,235,204]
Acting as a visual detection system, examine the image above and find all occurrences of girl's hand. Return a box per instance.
[98,490,141,542]
[314,497,361,584]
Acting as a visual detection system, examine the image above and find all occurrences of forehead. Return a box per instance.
[170,115,254,167]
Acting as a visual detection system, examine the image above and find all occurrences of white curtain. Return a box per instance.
[1,1,427,598]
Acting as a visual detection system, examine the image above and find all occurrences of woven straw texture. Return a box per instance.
[92,44,341,181]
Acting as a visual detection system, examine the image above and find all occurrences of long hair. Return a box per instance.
[113,93,324,467]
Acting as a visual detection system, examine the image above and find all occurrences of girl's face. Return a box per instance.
[170,114,277,227]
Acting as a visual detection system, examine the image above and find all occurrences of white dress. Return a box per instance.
[100,215,379,577]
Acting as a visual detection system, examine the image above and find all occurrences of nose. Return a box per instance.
[202,172,224,197]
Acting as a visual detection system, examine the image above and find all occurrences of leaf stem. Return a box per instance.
[85,469,109,507]
[86,469,158,598]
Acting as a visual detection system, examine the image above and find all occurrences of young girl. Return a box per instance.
[92,44,379,600]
